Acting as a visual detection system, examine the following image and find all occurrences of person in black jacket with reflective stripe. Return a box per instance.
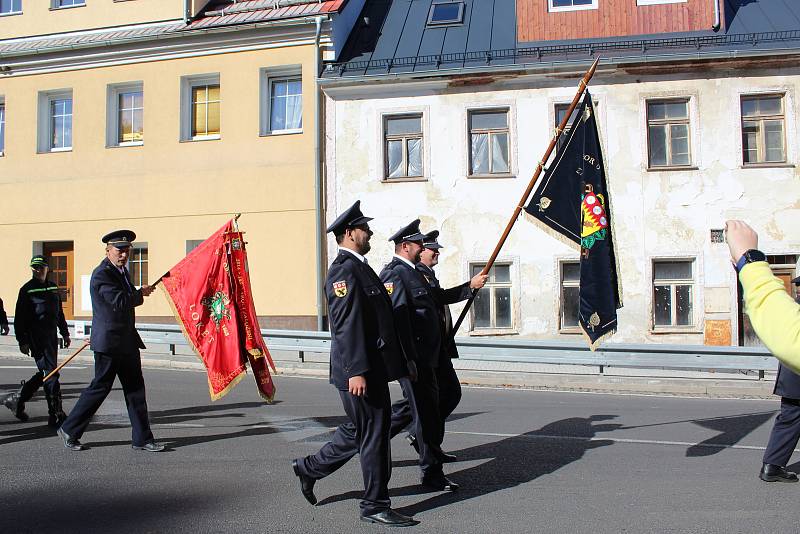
[381,220,486,492]
[3,255,70,426]
[292,201,418,528]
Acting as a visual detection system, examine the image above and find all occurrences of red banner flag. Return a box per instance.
[160,219,275,401]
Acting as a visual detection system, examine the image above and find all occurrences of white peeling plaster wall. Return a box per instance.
[324,72,800,344]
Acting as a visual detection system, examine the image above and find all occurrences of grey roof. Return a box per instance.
[323,0,800,79]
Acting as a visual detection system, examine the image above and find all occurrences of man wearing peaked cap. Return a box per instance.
[379,221,486,492]
[292,201,418,527]
[57,229,164,452]
[3,255,71,426]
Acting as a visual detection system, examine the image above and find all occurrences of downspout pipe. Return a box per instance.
[712,0,721,32]
[313,15,325,331]
[184,0,190,25]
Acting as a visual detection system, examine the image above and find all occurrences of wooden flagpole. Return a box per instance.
[451,57,601,336]
[43,340,90,382]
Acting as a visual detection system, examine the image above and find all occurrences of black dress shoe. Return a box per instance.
[292,459,317,505]
[132,441,166,452]
[760,463,799,482]
[360,509,419,527]
[57,427,85,451]
[421,472,459,492]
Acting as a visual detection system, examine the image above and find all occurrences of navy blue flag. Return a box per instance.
[525,90,621,348]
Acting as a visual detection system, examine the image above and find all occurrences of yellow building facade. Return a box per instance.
[0,0,355,328]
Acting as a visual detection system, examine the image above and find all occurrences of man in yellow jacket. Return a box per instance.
[725,220,800,483]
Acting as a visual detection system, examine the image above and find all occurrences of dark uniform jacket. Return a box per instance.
[326,250,408,391]
[416,263,471,360]
[14,278,69,354]
[380,257,471,368]
[774,363,800,400]
[0,297,8,330]
[90,258,145,355]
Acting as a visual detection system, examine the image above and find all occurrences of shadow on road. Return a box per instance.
[316,414,620,514]
[685,411,776,457]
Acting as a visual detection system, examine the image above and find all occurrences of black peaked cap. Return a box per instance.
[102,229,136,248]
[422,230,442,250]
[388,219,425,244]
[326,200,373,235]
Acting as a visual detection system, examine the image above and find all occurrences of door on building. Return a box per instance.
[44,242,74,320]
[738,254,797,346]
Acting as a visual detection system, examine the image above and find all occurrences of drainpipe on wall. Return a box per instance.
[183,0,191,24]
[711,0,721,32]
[313,15,326,331]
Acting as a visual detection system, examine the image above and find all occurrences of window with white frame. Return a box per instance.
[0,99,5,155]
[53,0,84,8]
[470,263,513,331]
[384,114,423,179]
[741,94,786,165]
[260,67,302,135]
[647,99,691,168]
[128,245,148,286]
[1,0,22,15]
[549,0,597,12]
[468,109,510,176]
[37,90,73,152]
[652,259,694,328]
[559,260,580,331]
[180,74,220,141]
[106,82,143,147]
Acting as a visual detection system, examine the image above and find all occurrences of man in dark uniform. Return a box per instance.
[2,255,70,426]
[56,230,164,452]
[759,274,800,482]
[381,220,486,491]
[0,296,9,335]
[291,201,418,527]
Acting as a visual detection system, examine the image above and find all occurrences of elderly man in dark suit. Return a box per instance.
[291,201,418,527]
[381,220,486,492]
[760,274,800,482]
[57,230,163,452]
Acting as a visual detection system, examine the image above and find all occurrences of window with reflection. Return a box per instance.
[470,263,513,331]
[384,114,423,179]
[469,109,509,176]
[647,99,691,168]
[741,94,786,165]
[652,259,694,328]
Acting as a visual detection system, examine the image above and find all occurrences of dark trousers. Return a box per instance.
[763,397,800,467]
[298,382,391,516]
[60,351,154,447]
[436,357,462,432]
[23,344,61,401]
[390,364,443,477]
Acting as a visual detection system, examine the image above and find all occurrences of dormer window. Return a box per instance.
[427,2,464,26]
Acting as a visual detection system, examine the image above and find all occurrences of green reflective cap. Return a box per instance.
[30,255,47,267]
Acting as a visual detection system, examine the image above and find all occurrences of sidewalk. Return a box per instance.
[0,335,777,398]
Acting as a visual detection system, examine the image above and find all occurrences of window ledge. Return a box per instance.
[468,173,516,180]
[182,135,221,143]
[0,11,22,17]
[108,141,144,149]
[646,166,698,172]
[50,4,86,11]
[260,129,303,137]
[549,4,598,13]
[740,163,794,169]
[650,328,702,335]
[381,177,427,183]
[469,329,518,337]
[39,147,73,154]
[559,329,582,335]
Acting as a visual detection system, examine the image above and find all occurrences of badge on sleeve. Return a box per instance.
[384,282,394,295]
[333,280,348,297]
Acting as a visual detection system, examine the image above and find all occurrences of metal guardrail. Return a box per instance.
[61,321,776,376]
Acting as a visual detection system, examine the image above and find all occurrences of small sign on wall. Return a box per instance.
[74,321,86,339]
[704,319,731,346]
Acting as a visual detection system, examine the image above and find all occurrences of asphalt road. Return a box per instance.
[1,356,798,534]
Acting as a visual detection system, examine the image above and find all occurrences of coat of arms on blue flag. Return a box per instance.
[524,90,622,349]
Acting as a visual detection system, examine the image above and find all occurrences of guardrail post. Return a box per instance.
[170,344,176,356]
[758,370,764,380]
[299,350,305,363]
[599,365,604,374]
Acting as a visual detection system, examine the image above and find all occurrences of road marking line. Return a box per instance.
[445,430,780,452]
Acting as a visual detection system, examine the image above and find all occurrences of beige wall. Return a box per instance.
[0,44,320,324]
[0,0,183,40]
